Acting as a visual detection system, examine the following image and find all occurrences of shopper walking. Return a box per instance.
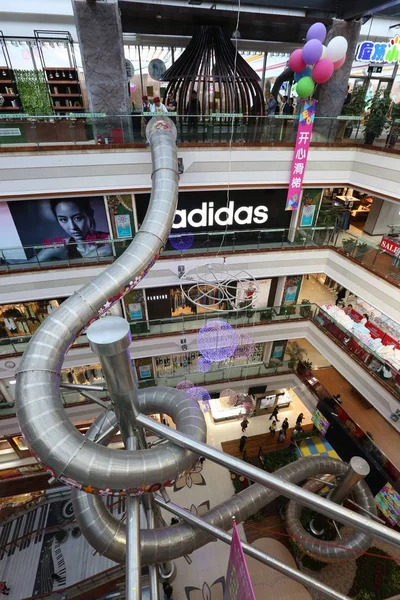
[241,417,249,433]
[239,435,247,452]
[335,287,346,306]
[282,417,289,433]
[269,405,280,421]
[269,420,277,436]
[278,429,286,443]
[296,413,304,427]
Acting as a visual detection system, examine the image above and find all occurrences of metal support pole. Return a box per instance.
[126,438,141,600]
[60,383,106,392]
[146,503,160,600]
[329,457,370,504]
[311,457,370,536]
[62,387,109,410]
[155,497,350,600]
[86,316,146,447]
[136,415,400,550]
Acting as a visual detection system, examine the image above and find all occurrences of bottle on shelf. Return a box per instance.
[66,86,71,94]
[69,72,73,79]
[62,71,66,78]
[49,72,54,79]
[1,70,7,78]
[55,71,60,78]
[53,86,58,94]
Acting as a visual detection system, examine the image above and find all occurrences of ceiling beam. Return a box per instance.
[338,0,400,19]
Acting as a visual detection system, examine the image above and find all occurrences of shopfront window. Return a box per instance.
[0,298,64,340]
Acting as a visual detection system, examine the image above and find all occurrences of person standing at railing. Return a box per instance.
[141,95,152,141]
[30,199,112,262]
[151,96,169,115]
[186,89,200,142]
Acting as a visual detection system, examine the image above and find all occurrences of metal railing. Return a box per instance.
[1,113,398,149]
[1,227,399,286]
[1,301,399,415]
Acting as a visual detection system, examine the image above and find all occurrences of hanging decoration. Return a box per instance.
[285,22,348,211]
[169,231,194,251]
[176,379,194,391]
[197,357,212,373]
[185,386,211,402]
[180,264,259,312]
[197,320,238,363]
[233,332,256,361]
[220,388,238,403]
[234,393,256,417]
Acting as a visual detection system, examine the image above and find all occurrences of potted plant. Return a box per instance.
[299,299,312,318]
[354,241,369,260]
[286,341,306,368]
[339,85,366,138]
[342,237,356,254]
[260,308,273,321]
[386,100,400,148]
[364,89,391,145]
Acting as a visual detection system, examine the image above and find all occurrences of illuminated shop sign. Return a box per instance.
[355,36,400,63]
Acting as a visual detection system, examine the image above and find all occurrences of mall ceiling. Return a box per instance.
[120,0,400,42]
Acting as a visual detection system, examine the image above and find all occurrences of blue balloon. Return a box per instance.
[294,66,312,82]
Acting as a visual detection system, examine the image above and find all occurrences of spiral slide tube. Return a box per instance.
[73,446,376,565]
[16,115,385,575]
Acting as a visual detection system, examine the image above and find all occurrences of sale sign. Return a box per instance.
[224,521,256,600]
[286,99,318,210]
[379,237,400,257]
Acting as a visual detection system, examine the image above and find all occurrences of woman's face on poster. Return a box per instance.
[53,202,92,241]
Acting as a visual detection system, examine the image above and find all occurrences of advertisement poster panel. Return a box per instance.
[2,196,111,263]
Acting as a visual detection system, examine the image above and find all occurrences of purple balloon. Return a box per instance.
[306,22,327,43]
[302,39,323,65]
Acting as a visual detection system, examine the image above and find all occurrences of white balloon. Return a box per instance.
[326,36,348,62]
[321,44,328,59]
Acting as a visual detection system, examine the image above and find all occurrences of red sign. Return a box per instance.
[382,334,400,349]
[366,322,385,339]
[350,309,363,322]
[380,237,400,257]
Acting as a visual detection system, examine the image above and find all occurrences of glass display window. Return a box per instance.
[0,298,65,339]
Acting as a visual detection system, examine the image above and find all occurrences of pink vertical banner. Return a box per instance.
[285,99,318,210]
[224,521,256,600]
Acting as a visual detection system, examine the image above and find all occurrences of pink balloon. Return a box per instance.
[289,49,306,73]
[333,55,346,70]
[312,58,334,84]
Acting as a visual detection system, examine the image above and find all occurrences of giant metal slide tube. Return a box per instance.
[16,116,376,567]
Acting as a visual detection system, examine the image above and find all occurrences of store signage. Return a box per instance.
[365,322,385,340]
[172,201,269,229]
[300,204,316,227]
[356,36,400,63]
[0,128,21,136]
[115,214,132,238]
[224,521,256,600]
[379,236,400,257]
[135,190,291,236]
[286,99,318,211]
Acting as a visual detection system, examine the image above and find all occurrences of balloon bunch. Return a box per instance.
[288,22,348,99]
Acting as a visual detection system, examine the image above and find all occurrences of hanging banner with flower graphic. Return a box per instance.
[285,99,318,210]
[224,521,256,600]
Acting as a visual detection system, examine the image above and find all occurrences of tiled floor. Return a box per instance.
[297,437,340,459]
[299,276,335,306]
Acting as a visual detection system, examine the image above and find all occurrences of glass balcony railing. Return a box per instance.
[0,113,397,149]
[1,226,400,286]
[1,301,399,417]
